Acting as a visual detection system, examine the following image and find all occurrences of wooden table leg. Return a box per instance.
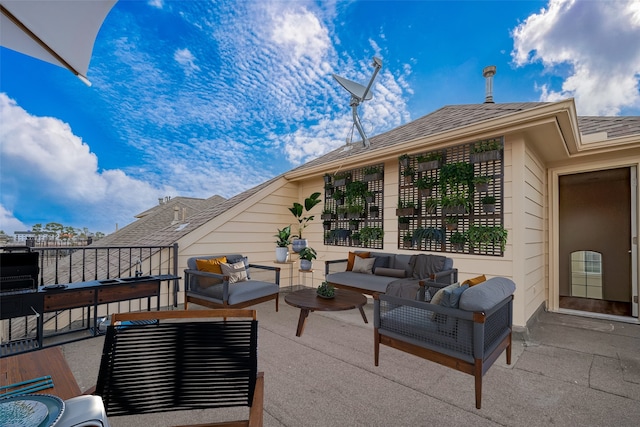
[296,309,310,337]
[359,307,368,324]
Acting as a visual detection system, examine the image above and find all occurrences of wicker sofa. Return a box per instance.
[325,251,458,295]
[374,277,516,409]
[184,254,281,310]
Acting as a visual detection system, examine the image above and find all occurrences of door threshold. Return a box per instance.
[556,308,639,325]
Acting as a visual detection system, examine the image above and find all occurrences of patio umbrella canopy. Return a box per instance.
[0,0,117,86]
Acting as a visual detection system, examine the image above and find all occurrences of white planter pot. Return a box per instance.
[275,247,289,262]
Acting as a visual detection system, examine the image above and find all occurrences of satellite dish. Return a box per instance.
[333,56,382,148]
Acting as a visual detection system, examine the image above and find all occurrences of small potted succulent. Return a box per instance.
[316,281,335,299]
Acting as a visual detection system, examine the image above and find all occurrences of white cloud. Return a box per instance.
[271,8,331,63]
[0,94,169,233]
[0,204,28,235]
[511,0,640,115]
[148,0,163,9]
[174,48,200,74]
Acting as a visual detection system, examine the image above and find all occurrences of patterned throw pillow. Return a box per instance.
[220,261,248,284]
[352,256,376,274]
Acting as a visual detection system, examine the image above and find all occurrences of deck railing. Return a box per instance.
[1,244,180,356]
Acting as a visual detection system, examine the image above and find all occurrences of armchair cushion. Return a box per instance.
[372,255,390,273]
[374,267,406,278]
[440,283,469,308]
[459,277,516,311]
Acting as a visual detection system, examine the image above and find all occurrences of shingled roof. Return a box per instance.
[578,116,640,138]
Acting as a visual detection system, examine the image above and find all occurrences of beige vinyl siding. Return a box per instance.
[523,145,548,322]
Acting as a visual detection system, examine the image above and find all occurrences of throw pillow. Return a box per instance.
[352,256,376,274]
[195,256,227,274]
[346,251,370,271]
[462,274,487,287]
[374,267,406,278]
[440,284,469,308]
[220,261,248,284]
[430,283,460,306]
[372,256,390,273]
[227,255,250,279]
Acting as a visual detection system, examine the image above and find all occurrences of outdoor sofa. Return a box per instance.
[325,251,458,295]
[184,254,280,310]
[374,276,516,409]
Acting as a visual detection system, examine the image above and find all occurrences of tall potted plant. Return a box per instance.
[274,225,292,262]
[289,192,322,252]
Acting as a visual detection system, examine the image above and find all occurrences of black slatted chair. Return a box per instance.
[94,309,263,427]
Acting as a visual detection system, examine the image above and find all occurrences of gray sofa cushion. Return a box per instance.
[372,255,390,273]
[326,271,397,293]
[459,277,516,311]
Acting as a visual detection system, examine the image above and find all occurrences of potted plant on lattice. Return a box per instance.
[473,176,491,192]
[298,247,317,271]
[396,199,418,216]
[289,192,322,252]
[442,194,469,215]
[369,205,380,218]
[467,225,508,253]
[321,208,335,220]
[274,225,292,262]
[445,216,458,231]
[323,220,332,231]
[333,172,352,187]
[398,216,411,230]
[402,232,413,249]
[415,176,436,197]
[324,182,335,197]
[470,138,502,163]
[424,197,438,215]
[482,195,496,213]
[360,226,383,248]
[332,189,345,205]
[336,206,348,219]
[402,166,415,185]
[347,204,364,219]
[363,165,383,182]
[450,231,467,251]
[398,154,411,168]
[351,231,361,246]
[416,152,443,172]
[349,219,360,231]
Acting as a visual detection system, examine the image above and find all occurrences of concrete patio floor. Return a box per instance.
[60,290,640,427]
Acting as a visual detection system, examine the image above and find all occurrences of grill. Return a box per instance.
[1,249,39,293]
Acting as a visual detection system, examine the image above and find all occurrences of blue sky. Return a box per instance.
[1,0,639,236]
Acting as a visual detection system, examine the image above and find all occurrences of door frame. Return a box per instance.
[549,162,639,323]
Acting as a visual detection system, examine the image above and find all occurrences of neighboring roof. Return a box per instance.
[96,195,225,247]
[577,116,640,138]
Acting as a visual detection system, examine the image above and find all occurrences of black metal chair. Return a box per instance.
[94,309,263,427]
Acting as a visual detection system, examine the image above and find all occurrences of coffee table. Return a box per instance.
[284,288,368,337]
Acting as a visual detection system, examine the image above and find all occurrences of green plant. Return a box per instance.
[324,182,334,190]
[424,198,438,211]
[322,208,333,215]
[289,192,322,239]
[298,246,317,261]
[416,152,443,163]
[398,154,410,164]
[402,166,415,177]
[412,227,444,245]
[450,231,467,244]
[441,194,469,208]
[403,233,413,242]
[482,195,496,205]
[397,199,416,209]
[336,206,348,217]
[345,180,368,203]
[473,176,491,184]
[360,226,383,245]
[332,189,344,201]
[467,225,508,252]
[363,165,382,175]
[351,231,361,241]
[369,205,379,212]
[274,225,292,247]
[334,171,352,180]
[445,216,458,225]
[347,204,364,214]
[415,176,436,189]
[316,281,335,298]
[471,138,502,153]
[398,216,411,224]
[439,162,474,191]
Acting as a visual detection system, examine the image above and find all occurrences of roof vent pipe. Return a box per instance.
[483,65,496,103]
